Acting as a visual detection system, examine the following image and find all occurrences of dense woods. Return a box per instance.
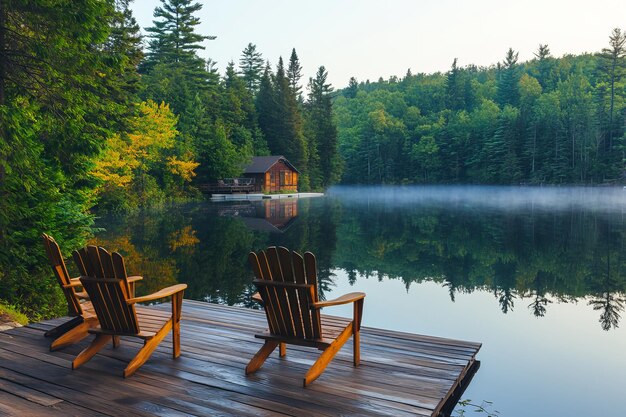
[336,36,626,184]
[0,0,338,317]
[0,0,624,319]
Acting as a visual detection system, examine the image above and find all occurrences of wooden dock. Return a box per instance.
[0,300,481,416]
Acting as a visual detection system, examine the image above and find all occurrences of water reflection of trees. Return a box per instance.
[586,222,626,330]
[92,199,340,309]
[333,201,626,330]
[93,198,626,330]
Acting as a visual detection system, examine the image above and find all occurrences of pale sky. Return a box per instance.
[131,0,626,89]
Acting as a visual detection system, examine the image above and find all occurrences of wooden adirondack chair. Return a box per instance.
[71,246,187,377]
[246,246,365,386]
[41,233,98,351]
[42,234,143,351]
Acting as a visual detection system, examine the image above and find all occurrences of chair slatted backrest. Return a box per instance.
[249,247,322,340]
[73,246,132,298]
[74,246,139,335]
[42,234,83,316]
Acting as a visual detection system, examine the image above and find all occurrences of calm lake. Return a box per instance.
[92,185,626,417]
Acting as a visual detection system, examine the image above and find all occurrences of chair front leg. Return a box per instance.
[245,340,279,375]
[124,320,173,378]
[353,298,364,367]
[172,291,183,358]
[304,322,353,387]
[72,333,112,370]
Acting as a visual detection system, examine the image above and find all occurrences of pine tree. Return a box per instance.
[596,28,626,177]
[446,58,465,111]
[287,48,303,104]
[345,77,358,99]
[144,0,215,68]
[287,48,303,99]
[221,61,263,156]
[485,106,522,183]
[239,43,264,94]
[105,0,144,131]
[305,66,340,188]
[258,56,308,187]
[532,44,554,91]
[140,0,242,186]
[256,63,279,153]
[496,48,520,107]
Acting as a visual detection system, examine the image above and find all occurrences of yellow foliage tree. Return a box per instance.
[167,155,200,182]
[92,133,138,187]
[129,100,178,168]
[93,100,201,208]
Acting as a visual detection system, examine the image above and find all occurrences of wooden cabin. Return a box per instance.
[243,156,299,193]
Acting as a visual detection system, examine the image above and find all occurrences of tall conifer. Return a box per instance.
[287,48,303,100]
[144,0,214,68]
[239,43,264,94]
[496,48,521,107]
[257,63,279,153]
[596,28,626,164]
[305,66,340,188]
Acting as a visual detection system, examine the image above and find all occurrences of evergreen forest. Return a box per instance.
[0,0,625,318]
[336,39,626,185]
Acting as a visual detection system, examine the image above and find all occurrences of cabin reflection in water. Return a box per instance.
[217,199,298,233]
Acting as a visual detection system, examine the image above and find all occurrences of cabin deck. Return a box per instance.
[0,300,481,416]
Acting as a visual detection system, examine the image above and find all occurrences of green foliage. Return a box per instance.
[256,57,309,189]
[143,0,215,72]
[0,0,128,319]
[239,43,265,94]
[336,34,626,185]
[287,48,304,100]
[305,66,341,189]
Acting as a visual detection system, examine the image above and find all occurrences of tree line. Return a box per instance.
[335,31,626,184]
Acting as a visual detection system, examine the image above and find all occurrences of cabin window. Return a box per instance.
[280,171,293,186]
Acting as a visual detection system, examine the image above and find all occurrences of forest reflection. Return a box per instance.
[92,188,626,331]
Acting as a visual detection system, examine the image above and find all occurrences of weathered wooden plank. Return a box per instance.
[0,376,64,407]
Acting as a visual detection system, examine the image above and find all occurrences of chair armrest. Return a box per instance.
[128,275,143,283]
[252,292,263,304]
[63,279,84,289]
[126,284,187,304]
[69,277,141,291]
[312,292,365,309]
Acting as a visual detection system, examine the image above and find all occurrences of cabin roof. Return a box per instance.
[243,156,299,174]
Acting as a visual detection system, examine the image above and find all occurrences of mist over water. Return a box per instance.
[328,185,626,213]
